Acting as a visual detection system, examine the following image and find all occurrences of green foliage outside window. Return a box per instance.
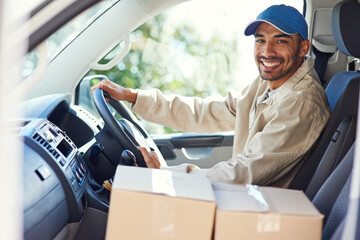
[88,12,239,134]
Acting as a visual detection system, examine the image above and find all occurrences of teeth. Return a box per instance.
[262,61,280,67]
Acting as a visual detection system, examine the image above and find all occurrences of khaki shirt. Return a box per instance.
[132,58,330,188]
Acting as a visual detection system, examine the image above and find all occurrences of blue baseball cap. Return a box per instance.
[244,4,308,40]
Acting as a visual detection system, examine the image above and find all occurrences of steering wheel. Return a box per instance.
[92,87,165,167]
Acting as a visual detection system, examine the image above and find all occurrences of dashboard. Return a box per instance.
[15,93,109,240]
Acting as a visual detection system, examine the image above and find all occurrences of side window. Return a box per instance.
[76,76,102,118]
[76,0,303,134]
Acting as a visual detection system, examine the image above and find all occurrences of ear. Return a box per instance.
[299,39,311,57]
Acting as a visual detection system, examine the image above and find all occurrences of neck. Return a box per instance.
[267,57,305,91]
[268,79,287,91]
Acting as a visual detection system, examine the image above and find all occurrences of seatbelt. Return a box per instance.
[313,45,334,87]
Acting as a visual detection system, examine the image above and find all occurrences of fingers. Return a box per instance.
[91,81,112,102]
[90,79,137,103]
[90,79,112,94]
[91,80,120,101]
[137,146,161,169]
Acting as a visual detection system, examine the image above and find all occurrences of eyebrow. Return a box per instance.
[274,34,292,39]
[254,33,292,39]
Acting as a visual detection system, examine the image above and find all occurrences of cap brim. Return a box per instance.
[244,19,298,36]
[244,21,263,36]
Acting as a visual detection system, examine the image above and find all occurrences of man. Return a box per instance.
[91,5,330,188]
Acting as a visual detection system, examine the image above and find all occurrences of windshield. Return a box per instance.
[22,0,119,79]
[83,0,304,134]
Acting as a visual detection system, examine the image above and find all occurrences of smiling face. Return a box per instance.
[254,22,310,90]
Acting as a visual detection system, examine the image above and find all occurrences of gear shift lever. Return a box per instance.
[120,149,137,166]
[103,150,137,192]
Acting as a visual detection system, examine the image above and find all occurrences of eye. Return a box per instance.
[277,39,287,43]
[255,39,264,43]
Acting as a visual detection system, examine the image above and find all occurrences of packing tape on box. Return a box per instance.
[150,170,176,238]
[152,169,176,197]
[246,185,270,211]
[256,214,281,233]
[151,194,175,238]
[246,185,281,233]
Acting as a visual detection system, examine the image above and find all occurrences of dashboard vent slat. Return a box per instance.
[32,133,60,159]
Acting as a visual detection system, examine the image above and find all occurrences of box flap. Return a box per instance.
[213,183,321,216]
[113,165,215,202]
[260,187,321,216]
[213,183,269,212]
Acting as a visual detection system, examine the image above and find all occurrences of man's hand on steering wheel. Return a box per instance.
[91,79,138,103]
[91,78,166,169]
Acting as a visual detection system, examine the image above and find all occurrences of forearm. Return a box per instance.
[132,89,236,132]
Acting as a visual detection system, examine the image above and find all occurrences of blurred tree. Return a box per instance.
[87,11,239,134]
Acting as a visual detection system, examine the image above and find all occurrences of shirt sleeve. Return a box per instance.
[132,89,239,133]
[173,97,329,186]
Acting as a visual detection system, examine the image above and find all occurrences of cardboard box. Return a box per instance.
[106,165,216,240]
[213,183,323,240]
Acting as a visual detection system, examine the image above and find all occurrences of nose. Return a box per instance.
[261,42,276,58]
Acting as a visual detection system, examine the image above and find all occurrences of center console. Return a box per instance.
[25,119,88,222]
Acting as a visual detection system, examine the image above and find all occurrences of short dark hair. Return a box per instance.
[297,33,305,43]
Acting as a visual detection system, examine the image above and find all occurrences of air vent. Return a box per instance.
[32,133,60,159]
[78,108,98,126]
[73,106,103,131]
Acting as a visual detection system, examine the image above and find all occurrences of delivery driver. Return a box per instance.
[91,4,330,188]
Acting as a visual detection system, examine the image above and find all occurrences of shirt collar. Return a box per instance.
[256,86,278,105]
[267,87,278,98]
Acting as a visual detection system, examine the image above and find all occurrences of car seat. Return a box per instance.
[289,0,360,200]
[312,143,354,239]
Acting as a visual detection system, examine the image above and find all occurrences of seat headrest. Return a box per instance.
[332,0,360,58]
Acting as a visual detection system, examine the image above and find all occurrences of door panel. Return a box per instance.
[153,132,234,168]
